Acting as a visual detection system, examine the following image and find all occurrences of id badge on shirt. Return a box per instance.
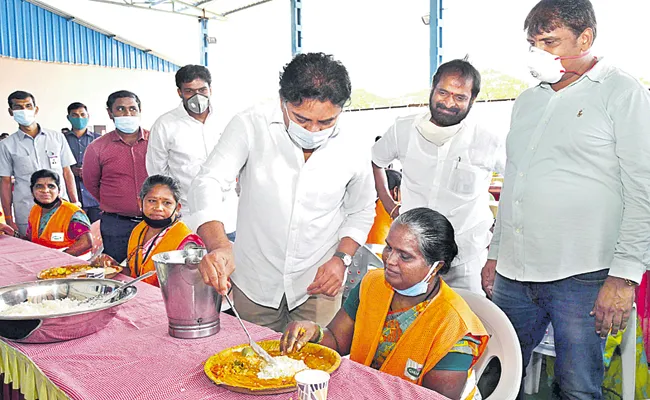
[48,152,60,168]
[51,232,64,242]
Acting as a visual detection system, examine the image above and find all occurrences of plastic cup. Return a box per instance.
[295,369,330,400]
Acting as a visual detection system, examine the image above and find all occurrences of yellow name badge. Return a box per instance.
[50,232,64,242]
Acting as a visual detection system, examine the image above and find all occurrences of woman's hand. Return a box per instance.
[280,321,319,354]
[0,223,15,236]
[91,254,119,268]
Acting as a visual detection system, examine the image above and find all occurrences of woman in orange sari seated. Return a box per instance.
[1,169,92,257]
[281,208,489,400]
[93,175,203,286]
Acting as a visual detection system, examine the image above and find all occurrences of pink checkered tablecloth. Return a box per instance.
[0,236,445,400]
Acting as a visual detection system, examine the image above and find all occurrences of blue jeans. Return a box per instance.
[492,270,607,400]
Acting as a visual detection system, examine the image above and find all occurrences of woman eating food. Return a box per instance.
[280,207,489,400]
[92,175,203,286]
[0,169,92,257]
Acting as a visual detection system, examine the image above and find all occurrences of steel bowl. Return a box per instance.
[0,278,137,343]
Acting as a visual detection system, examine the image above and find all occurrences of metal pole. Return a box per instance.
[200,17,209,66]
[290,0,302,56]
[429,0,443,82]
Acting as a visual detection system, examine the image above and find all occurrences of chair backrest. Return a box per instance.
[343,245,384,300]
[454,289,522,400]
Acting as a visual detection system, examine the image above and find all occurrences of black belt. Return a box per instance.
[102,212,142,221]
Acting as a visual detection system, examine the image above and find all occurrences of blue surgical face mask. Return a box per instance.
[393,261,440,297]
[113,116,140,134]
[283,103,337,150]
[13,109,36,127]
[68,116,89,131]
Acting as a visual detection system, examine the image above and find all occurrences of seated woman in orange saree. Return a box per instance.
[93,175,203,286]
[281,208,489,400]
[1,169,92,257]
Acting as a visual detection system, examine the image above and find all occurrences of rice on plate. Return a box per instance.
[0,298,93,317]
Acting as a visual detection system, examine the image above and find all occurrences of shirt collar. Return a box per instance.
[109,128,145,142]
[16,124,44,139]
[270,99,286,124]
[65,130,94,139]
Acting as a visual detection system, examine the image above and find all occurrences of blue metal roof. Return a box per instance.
[0,0,179,72]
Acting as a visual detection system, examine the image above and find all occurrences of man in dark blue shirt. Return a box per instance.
[64,102,101,223]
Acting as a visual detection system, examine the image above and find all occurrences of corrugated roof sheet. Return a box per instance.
[0,0,179,71]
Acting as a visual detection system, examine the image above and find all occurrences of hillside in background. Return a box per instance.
[349,71,650,110]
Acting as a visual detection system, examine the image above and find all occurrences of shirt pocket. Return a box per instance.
[447,162,486,196]
[13,155,34,177]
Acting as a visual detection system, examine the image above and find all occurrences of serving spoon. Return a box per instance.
[223,294,277,366]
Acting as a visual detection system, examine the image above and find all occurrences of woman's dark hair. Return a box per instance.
[524,0,597,41]
[393,207,458,274]
[175,65,212,89]
[431,58,481,100]
[106,90,141,111]
[30,169,60,191]
[386,169,402,192]
[279,52,351,108]
[139,175,182,203]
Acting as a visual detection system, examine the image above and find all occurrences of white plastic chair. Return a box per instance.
[524,304,637,399]
[342,245,384,300]
[455,289,523,400]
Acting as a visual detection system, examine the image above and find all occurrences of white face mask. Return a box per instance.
[527,47,566,83]
[283,103,338,150]
[13,109,36,127]
[113,116,141,134]
[415,113,463,146]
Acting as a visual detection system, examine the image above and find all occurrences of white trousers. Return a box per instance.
[441,249,487,295]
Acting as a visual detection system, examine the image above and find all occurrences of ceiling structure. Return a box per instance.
[85,0,275,20]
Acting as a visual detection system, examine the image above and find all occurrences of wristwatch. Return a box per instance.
[624,279,638,287]
[333,251,353,268]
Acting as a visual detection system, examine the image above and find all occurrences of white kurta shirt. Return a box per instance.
[146,103,237,233]
[489,59,650,284]
[372,112,505,266]
[188,100,376,310]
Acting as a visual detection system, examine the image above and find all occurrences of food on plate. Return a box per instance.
[0,298,94,316]
[205,340,340,392]
[37,265,121,279]
[256,356,308,379]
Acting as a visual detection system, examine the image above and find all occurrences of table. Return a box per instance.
[0,236,446,400]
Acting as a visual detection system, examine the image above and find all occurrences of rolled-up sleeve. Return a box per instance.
[371,124,399,168]
[0,143,13,177]
[608,87,650,283]
[338,154,376,245]
[146,119,170,176]
[188,115,250,231]
[82,143,101,201]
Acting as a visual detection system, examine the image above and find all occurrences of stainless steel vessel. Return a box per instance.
[0,278,137,343]
[153,248,222,339]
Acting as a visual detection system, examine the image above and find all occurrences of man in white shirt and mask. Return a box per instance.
[147,65,237,238]
[190,53,375,331]
[372,59,504,294]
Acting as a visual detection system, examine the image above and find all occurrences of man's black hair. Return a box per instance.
[67,102,87,114]
[175,65,212,89]
[431,58,481,99]
[106,90,141,111]
[8,91,36,108]
[279,52,351,108]
[524,0,597,41]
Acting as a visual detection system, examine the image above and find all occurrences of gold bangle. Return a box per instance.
[389,203,401,219]
[624,279,637,286]
[311,324,324,344]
